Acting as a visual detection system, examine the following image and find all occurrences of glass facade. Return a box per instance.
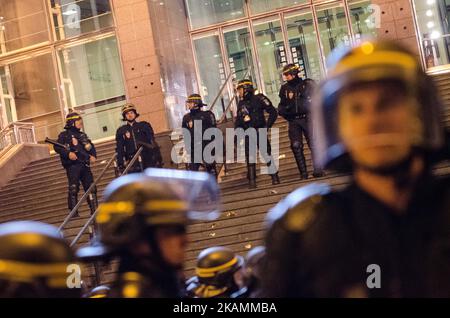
[0,1,125,141]
[188,0,377,113]
[0,0,49,54]
[186,0,246,29]
[50,0,113,40]
[413,0,450,69]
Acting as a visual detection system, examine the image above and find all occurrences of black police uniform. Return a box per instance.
[235,93,279,187]
[263,175,450,297]
[182,108,217,176]
[278,77,321,178]
[115,121,162,173]
[55,125,97,216]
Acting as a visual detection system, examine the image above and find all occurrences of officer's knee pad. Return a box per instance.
[69,184,79,195]
[291,141,303,152]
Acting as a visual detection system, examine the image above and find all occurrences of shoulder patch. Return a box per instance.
[257,94,272,106]
[266,183,330,232]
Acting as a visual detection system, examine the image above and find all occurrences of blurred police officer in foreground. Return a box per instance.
[77,169,220,298]
[263,40,450,297]
[182,94,218,178]
[0,221,80,298]
[115,103,163,174]
[235,79,280,188]
[278,64,323,179]
[186,246,243,298]
[55,112,97,217]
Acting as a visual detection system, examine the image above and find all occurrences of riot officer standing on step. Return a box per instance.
[278,64,323,179]
[182,94,218,178]
[186,246,244,298]
[55,112,97,217]
[77,169,221,298]
[0,221,81,298]
[263,41,450,297]
[115,103,163,174]
[235,79,280,188]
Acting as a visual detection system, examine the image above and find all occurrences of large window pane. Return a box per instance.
[192,33,227,119]
[10,54,60,119]
[285,10,324,81]
[348,0,377,42]
[250,0,307,15]
[316,2,351,61]
[224,25,257,83]
[57,36,126,140]
[253,17,285,102]
[51,0,113,40]
[413,0,450,68]
[2,53,63,140]
[186,0,246,29]
[0,0,49,54]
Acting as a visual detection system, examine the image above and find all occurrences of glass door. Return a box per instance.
[252,16,286,102]
[284,9,324,81]
[315,2,351,62]
[192,31,229,118]
[223,24,257,85]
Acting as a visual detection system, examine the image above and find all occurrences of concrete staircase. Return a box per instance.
[0,73,450,285]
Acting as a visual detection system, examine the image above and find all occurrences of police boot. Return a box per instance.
[312,169,325,178]
[248,164,257,189]
[87,190,99,215]
[68,184,80,218]
[293,150,308,179]
[271,172,280,185]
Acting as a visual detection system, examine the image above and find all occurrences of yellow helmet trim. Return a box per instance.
[96,200,188,224]
[330,50,418,78]
[0,259,75,286]
[196,256,238,278]
[236,81,253,89]
[66,115,81,121]
[283,65,300,74]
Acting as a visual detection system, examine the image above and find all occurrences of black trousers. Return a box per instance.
[240,128,277,175]
[65,163,95,211]
[288,118,312,153]
[288,117,322,176]
[186,143,217,176]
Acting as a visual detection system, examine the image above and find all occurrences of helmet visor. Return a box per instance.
[144,168,221,221]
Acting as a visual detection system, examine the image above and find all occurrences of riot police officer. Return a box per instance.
[182,94,218,178]
[278,64,323,179]
[55,112,97,217]
[186,246,243,298]
[77,169,220,298]
[115,103,163,174]
[263,41,450,297]
[235,79,280,188]
[0,221,80,298]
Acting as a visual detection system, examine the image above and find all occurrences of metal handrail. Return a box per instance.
[58,152,117,232]
[207,71,234,113]
[217,67,251,123]
[0,122,36,154]
[69,146,144,247]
